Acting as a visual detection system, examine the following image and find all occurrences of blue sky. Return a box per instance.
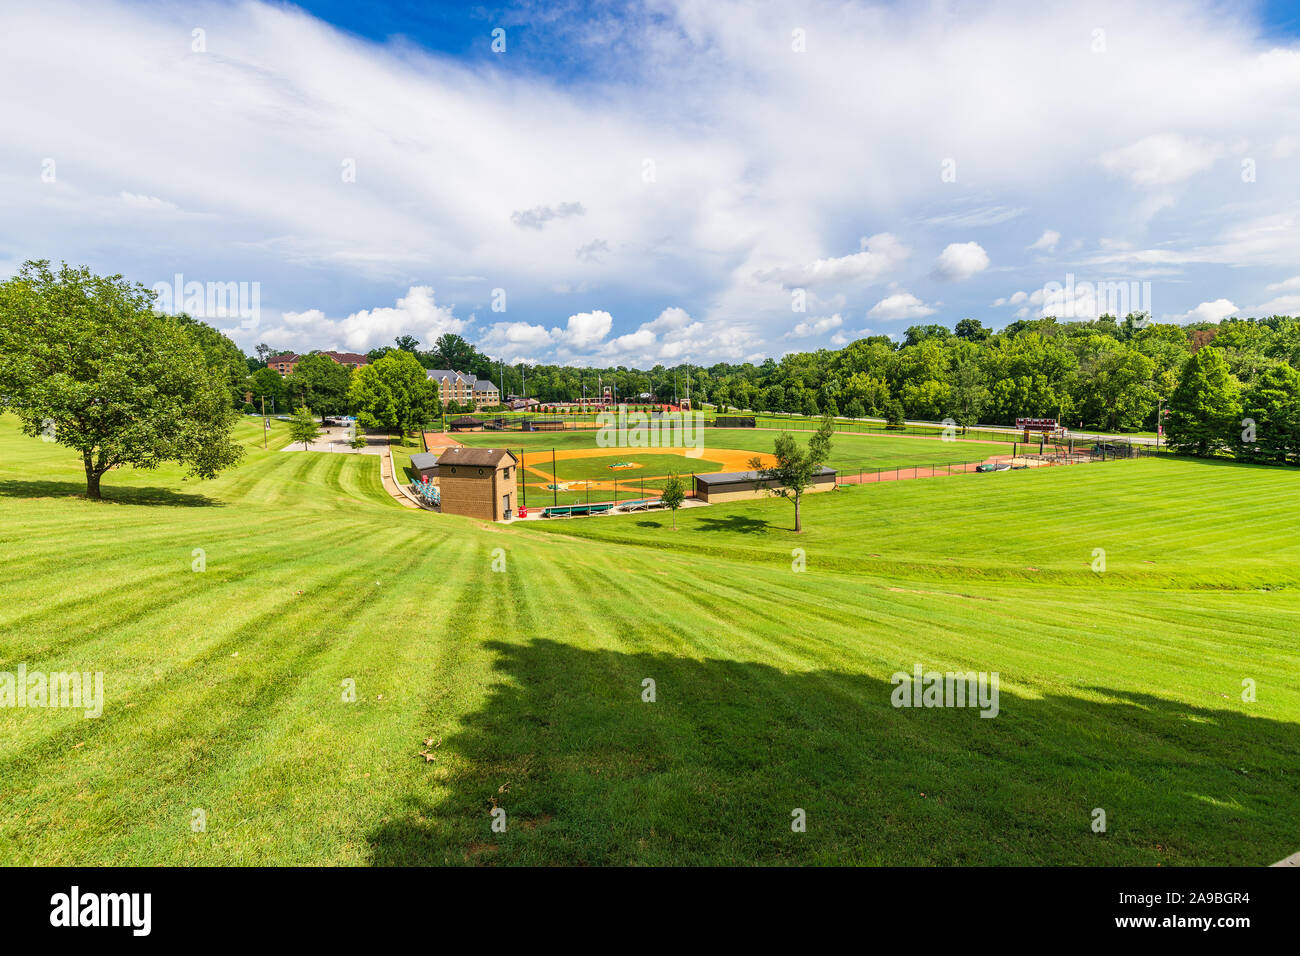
[3,0,1300,366]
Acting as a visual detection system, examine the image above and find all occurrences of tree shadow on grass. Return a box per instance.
[368,638,1300,866]
[0,479,221,507]
[691,513,774,534]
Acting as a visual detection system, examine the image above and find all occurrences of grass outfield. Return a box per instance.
[1,415,1298,865]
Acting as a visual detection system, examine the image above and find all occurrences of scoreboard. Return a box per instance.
[1016,418,1059,432]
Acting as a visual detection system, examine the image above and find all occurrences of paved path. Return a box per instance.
[378,441,421,509]
[278,426,385,455]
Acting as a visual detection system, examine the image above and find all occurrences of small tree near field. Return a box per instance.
[661,472,686,530]
[289,406,322,449]
[748,414,834,532]
[0,260,243,499]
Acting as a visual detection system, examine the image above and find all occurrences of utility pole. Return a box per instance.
[261,396,268,449]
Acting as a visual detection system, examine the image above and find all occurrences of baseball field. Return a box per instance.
[2,414,1298,865]
[427,427,1010,506]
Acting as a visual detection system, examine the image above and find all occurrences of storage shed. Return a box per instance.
[435,447,519,521]
[693,466,836,504]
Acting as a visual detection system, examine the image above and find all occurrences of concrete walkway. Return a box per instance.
[378,441,421,509]
[278,426,385,455]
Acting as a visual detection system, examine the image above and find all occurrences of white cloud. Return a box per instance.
[1028,229,1060,252]
[3,0,1300,359]
[932,242,989,282]
[786,314,843,338]
[1178,299,1239,323]
[644,306,693,332]
[259,286,466,352]
[562,310,613,347]
[1099,134,1224,186]
[867,292,937,320]
[1255,294,1300,315]
[753,234,910,287]
[1265,275,1300,293]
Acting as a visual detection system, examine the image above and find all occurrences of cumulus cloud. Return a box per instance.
[1028,230,1060,252]
[932,242,989,282]
[753,234,910,288]
[1179,299,1239,323]
[562,310,613,347]
[868,292,937,320]
[510,201,585,230]
[256,286,467,352]
[1099,134,1224,186]
[786,314,843,338]
[4,0,1300,358]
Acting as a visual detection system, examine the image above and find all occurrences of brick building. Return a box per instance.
[265,351,370,375]
[426,369,501,407]
[435,446,518,520]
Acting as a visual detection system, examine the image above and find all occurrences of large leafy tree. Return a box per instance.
[177,314,249,408]
[348,349,437,437]
[246,365,287,412]
[431,333,478,371]
[1240,364,1300,464]
[0,260,243,499]
[748,415,834,532]
[286,353,351,419]
[1165,346,1242,456]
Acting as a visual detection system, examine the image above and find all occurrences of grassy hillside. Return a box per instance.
[1,415,1297,865]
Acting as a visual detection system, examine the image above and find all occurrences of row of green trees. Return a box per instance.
[374,314,1300,439]
[5,260,1297,504]
[1166,346,1300,463]
[699,314,1300,433]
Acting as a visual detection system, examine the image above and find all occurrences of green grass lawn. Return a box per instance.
[1,415,1297,865]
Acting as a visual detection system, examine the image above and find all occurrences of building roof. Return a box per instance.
[409,452,440,471]
[266,351,368,366]
[435,446,517,468]
[318,350,369,365]
[694,466,835,485]
[426,369,499,391]
[427,369,477,385]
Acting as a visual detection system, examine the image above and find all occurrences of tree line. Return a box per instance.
[4,260,1299,502]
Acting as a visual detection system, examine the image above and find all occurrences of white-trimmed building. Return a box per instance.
[426,370,500,407]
